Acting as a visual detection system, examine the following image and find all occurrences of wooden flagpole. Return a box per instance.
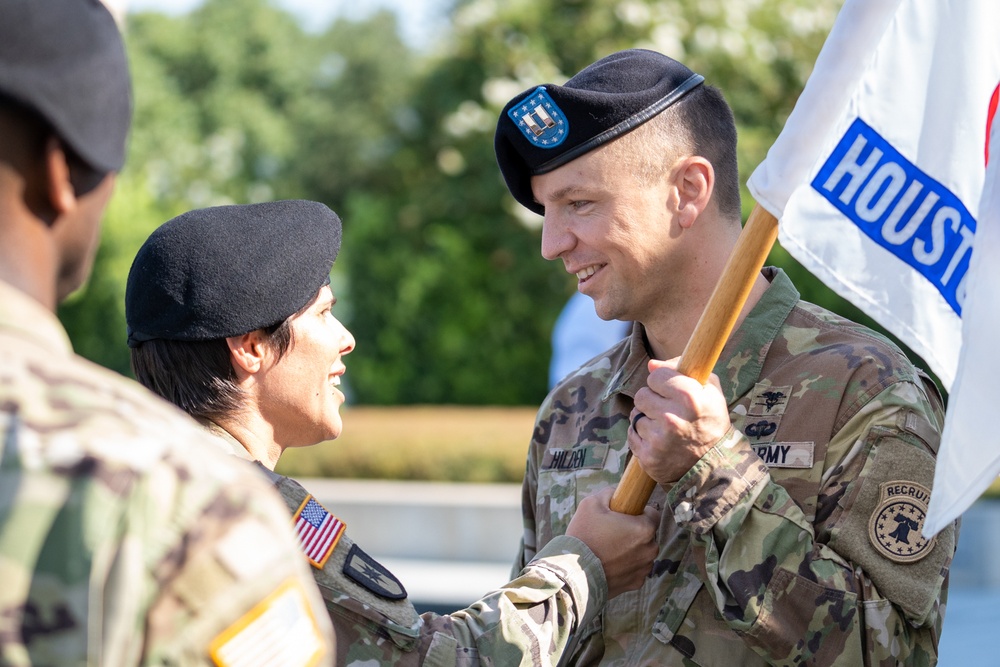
[609,204,780,515]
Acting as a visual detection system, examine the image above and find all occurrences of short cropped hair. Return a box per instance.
[130,319,293,422]
[607,84,741,222]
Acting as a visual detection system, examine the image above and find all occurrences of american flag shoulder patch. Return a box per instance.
[292,494,345,569]
[209,578,327,667]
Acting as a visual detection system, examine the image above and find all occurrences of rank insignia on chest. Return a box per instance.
[748,384,793,416]
[868,481,936,563]
[343,544,408,600]
[743,384,795,445]
[292,495,345,569]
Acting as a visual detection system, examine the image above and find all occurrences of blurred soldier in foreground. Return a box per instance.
[494,49,956,665]
[124,200,660,666]
[0,2,333,664]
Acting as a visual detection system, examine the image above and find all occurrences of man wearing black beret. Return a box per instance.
[496,49,955,665]
[0,1,334,664]
[126,200,661,666]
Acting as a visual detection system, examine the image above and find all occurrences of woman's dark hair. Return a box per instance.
[130,318,293,422]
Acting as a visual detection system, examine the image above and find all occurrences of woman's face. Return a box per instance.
[257,285,355,449]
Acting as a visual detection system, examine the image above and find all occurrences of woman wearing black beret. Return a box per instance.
[125,199,659,666]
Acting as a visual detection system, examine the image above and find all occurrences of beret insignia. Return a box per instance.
[507,87,569,149]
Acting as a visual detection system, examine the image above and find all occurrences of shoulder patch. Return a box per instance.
[868,482,936,563]
[209,578,327,667]
[343,544,407,600]
[292,495,345,569]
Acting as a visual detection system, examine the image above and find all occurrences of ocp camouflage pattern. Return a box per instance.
[256,465,608,667]
[0,280,334,666]
[515,268,956,666]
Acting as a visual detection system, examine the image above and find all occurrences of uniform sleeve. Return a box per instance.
[417,535,607,666]
[512,436,542,576]
[663,380,956,666]
[122,455,335,666]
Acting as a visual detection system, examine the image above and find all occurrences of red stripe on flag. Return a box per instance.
[303,515,333,559]
[987,82,999,165]
[295,512,344,567]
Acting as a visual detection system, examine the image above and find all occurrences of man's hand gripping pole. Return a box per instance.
[609,205,779,515]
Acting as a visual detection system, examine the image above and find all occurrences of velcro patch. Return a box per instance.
[868,481,936,563]
[343,544,407,600]
[292,495,345,570]
[751,442,814,468]
[748,384,793,416]
[744,418,780,443]
[541,444,609,472]
[209,578,327,667]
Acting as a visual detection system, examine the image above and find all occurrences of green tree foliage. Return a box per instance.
[65,0,923,405]
[60,0,417,376]
[336,0,848,405]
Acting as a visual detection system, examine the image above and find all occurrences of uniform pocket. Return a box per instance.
[538,443,609,537]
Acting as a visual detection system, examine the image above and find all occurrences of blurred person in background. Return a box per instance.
[550,291,630,389]
[124,199,661,666]
[0,1,333,664]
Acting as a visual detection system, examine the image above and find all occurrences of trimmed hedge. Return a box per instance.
[275,405,538,483]
[275,405,1000,500]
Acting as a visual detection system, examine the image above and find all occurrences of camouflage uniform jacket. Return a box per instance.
[204,422,609,667]
[516,268,957,667]
[0,280,334,666]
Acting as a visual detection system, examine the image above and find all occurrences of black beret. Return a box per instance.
[494,49,704,214]
[0,0,132,173]
[125,200,342,347]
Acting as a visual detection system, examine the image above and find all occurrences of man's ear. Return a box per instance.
[672,156,714,230]
[227,330,268,377]
[44,137,77,219]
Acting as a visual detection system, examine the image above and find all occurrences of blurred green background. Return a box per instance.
[65,0,961,483]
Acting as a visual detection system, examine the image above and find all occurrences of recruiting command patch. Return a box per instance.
[868,481,936,563]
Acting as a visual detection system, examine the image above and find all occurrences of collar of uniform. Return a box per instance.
[0,279,73,355]
[603,268,799,403]
[603,322,653,401]
[199,418,257,462]
[715,266,799,403]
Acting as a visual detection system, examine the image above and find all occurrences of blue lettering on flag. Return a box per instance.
[811,118,976,315]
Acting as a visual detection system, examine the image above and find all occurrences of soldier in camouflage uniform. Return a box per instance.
[493,49,958,665]
[0,2,335,665]
[123,201,661,666]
